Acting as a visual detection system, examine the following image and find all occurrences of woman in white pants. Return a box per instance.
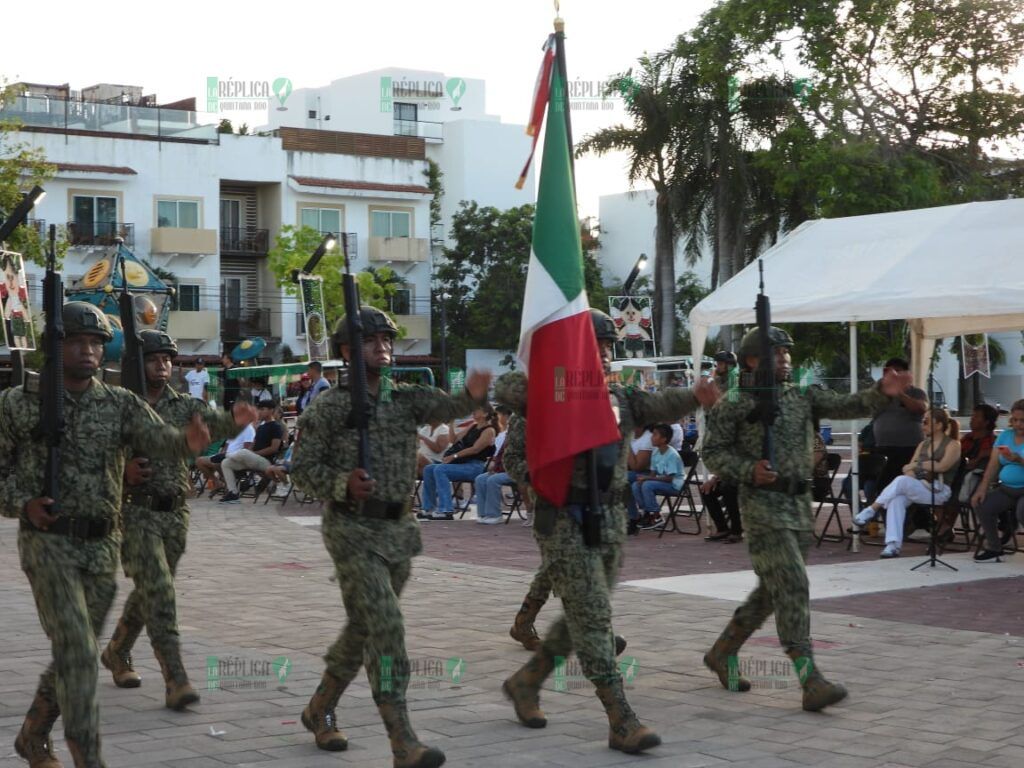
[852,408,962,558]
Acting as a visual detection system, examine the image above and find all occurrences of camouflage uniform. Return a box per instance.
[290,381,482,762]
[498,371,698,752]
[702,380,887,707]
[106,383,239,707]
[0,379,191,766]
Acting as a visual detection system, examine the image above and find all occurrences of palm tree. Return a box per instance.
[577,54,684,355]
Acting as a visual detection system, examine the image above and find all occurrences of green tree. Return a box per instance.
[216,118,233,134]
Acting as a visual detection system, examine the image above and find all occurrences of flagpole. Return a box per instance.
[552,12,577,196]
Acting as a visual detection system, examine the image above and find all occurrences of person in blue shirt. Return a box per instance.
[972,399,1024,562]
[631,423,686,526]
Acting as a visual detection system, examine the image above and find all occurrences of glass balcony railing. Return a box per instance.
[393,119,443,141]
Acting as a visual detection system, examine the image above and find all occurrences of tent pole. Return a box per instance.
[850,323,860,519]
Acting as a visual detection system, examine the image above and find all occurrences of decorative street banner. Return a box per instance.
[299,275,329,361]
[609,295,655,359]
[961,334,991,379]
[0,250,36,350]
[447,367,466,393]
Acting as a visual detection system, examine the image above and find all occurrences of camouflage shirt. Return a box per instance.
[291,383,483,562]
[127,385,239,502]
[0,378,192,573]
[703,382,889,531]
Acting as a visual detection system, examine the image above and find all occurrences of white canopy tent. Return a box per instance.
[688,198,1024,516]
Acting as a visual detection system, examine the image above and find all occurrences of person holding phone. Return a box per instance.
[972,399,1024,562]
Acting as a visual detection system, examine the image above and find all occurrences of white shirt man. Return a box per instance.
[185,360,210,401]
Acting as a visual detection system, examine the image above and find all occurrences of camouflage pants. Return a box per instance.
[732,526,813,657]
[23,559,117,742]
[118,505,189,656]
[535,508,622,687]
[324,550,413,702]
[526,562,552,603]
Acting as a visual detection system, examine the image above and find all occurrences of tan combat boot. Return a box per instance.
[376,695,445,768]
[787,650,848,712]
[153,647,200,711]
[703,618,753,692]
[595,679,661,754]
[100,618,142,689]
[509,596,545,650]
[65,735,104,768]
[501,649,554,728]
[300,671,349,751]
[14,688,63,768]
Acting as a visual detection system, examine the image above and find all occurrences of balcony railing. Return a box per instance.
[393,119,443,141]
[25,218,46,237]
[67,221,135,247]
[220,227,269,255]
[330,232,358,258]
[221,308,272,340]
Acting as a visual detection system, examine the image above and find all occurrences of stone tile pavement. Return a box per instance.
[1,499,1022,768]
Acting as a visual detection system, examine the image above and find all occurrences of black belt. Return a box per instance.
[123,491,185,512]
[330,499,411,520]
[566,488,618,508]
[758,478,811,496]
[21,516,113,540]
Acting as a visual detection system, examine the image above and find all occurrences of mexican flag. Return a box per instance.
[517,36,621,507]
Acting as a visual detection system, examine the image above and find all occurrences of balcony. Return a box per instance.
[220,227,269,255]
[67,221,135,248]
[221,308,272,341]
[26,218,46,237]
[393,119,443,142]
[395,314,430,340]
[167,310,219,340]
[151,227,218,255]
[368,236,428,263]
[329,232,358,258]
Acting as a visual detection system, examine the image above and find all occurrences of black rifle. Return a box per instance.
[747,260,779,467]
[340,233,373,476]
[39,225,65,512]
[117,253,145,396]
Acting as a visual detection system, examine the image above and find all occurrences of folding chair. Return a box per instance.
[845,453,888,550]
[455,458,490,519]
[657,463,703,537]
[814,453,845,544]
[502,484,525,524]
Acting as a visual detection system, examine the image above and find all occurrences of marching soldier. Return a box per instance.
[290,306,491,768]
[101,330,256,710]
[498,309,716,754]
[0,302,211,768]
[701,326,909,709]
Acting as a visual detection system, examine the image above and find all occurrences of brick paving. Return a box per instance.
[1,498,1022,768]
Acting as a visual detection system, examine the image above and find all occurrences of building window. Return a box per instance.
[157,200,199,228]
[300,207,342,235]
[371,210,411,238]
[394,102,418,136]
[73,195,118,227]
[308,109,317,119]
[389,288,411,315]
[177,284,200,312]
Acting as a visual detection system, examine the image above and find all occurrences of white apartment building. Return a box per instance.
[2,70,535,362]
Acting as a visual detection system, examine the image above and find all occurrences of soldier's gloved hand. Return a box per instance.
[880,369,913,396]
[752,459,778,487]
[232,401,258,426]
[465,370,493,401]
[125,457,152,486]
[184,414,212,454]
[347,468,376,500]
[24,497,58,531]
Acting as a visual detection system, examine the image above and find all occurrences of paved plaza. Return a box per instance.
[1,498,1023,768]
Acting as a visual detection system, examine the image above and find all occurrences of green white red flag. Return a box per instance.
[516,34,621,506]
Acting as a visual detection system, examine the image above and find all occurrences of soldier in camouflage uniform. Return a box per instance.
[498,309,716,754]
[101,330,256,710]
[290,306,491,768]
[701,326,910,710]
[0,303,211,768]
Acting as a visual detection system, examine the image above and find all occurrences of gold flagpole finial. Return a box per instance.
[554,0,564,31]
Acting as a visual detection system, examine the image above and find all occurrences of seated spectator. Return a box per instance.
[932,404,998,542]
[250,378,273,404]
[196,419,256,493]
[474,405,513,524]
[625,424,653,534]
[294,373,313,414]
[971,399,1024,562]
[700,475,742,542]
[219,399,285,503]
[812,418,830,503]
[419,405,497,521]
[852,408,961,558]
[631,423,686,530]
[417,417,452,477]
[871,357,928,496]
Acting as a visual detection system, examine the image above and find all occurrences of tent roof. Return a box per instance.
[689,199,1024,340]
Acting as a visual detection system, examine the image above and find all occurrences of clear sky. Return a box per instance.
[3,0,714,218]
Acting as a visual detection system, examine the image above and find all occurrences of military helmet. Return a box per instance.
[62,301,114,342]
[589,309,618,342]
[713,350,737,365]
[332,306,399,349]
[738,326,794,361]
[140,329,178,358]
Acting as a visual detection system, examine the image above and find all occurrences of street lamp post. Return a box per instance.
[439,292,450,391]
[622,252,648,296]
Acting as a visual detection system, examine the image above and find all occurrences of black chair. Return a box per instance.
[657,463,703,537]
[814,453,845,544]
[502,484,527,524]
[844,453,888,550]
[455,458,491,519]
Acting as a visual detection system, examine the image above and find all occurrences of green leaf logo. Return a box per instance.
[619,655,639,683]
[272,77,293,110]
[446,77,467,110]
[272,656,291,683]
[446,656,465,683]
